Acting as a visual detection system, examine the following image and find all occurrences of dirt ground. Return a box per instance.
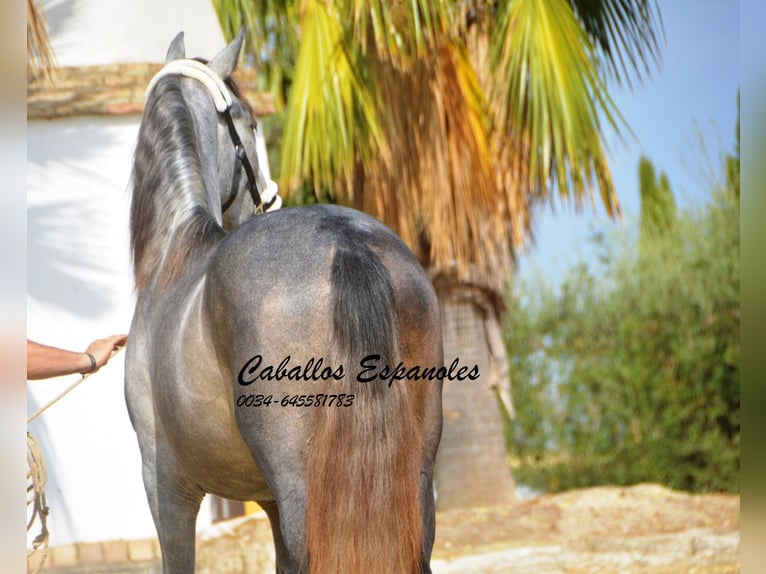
[430,483,740,573]
[195,483,739,574]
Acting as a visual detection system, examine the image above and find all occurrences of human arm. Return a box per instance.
[27,335,128,380]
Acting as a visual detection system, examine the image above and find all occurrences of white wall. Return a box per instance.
[44,0,226,66]
[27,0,229,545]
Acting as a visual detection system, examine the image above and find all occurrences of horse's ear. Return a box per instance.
[209,28,245,79]
[166,31,186,62]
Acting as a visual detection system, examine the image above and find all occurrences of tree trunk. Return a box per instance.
[433,281,516,509]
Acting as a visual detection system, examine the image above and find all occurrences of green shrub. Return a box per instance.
[504,181,739,493]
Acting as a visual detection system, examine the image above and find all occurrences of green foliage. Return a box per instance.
[277,0,384,197]
[211,0,299,106]
[260,101,337,207]
[504,164,739,494]
[726,92,740,199]
[638,154,675,246]
[491,0,627,212]
[566,0,664,86]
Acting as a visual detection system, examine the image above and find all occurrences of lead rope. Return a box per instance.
[27,432,49,573]
[26,347,125,572]
[27,347,124,425]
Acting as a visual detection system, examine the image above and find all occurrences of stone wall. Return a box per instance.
[27,538,162,573]
[28,513,275,574]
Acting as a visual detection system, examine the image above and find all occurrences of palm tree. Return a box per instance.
[213,0,664,509]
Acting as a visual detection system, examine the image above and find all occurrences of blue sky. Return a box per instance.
[517,2,740,285]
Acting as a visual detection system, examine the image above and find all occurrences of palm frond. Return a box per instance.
[212,0,299,106]
[279,0,383,196]
[490,0,623,217]
[350,41,525,292]
[346,0,453,67]
[27,0,56,80]
[568,0,664,87]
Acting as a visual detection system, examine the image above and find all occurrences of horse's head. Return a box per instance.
[149,31,280,231]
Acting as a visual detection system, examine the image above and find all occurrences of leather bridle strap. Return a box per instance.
[222,107,263,213]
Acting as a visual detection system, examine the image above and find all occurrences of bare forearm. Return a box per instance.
[27,341,93,380]
[27,335,128,380]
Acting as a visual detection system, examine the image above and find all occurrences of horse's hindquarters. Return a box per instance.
[207,204,444,572]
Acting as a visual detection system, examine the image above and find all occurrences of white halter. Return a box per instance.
[145,59,232,112]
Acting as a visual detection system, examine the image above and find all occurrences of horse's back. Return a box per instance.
[214,203,423,280]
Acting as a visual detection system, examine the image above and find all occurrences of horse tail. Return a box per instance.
[305,236,424,573]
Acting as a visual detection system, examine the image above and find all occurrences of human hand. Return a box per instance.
[84,334,128,373]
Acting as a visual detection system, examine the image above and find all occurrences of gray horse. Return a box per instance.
[125,31,443,573]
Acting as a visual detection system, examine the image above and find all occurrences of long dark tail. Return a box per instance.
[305,238,424,573]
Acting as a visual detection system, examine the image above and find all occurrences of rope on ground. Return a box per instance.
[27,432,49,573]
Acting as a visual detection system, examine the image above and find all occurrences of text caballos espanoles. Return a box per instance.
[238,354,479,387]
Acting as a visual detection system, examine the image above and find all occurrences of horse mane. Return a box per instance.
[130,75,225,292]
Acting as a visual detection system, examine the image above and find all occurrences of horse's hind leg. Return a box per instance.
[418,387,442,574]
[141,458,205,573]
[237,422,308,573]
[419,469,437,574]
[260,500,301,574]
